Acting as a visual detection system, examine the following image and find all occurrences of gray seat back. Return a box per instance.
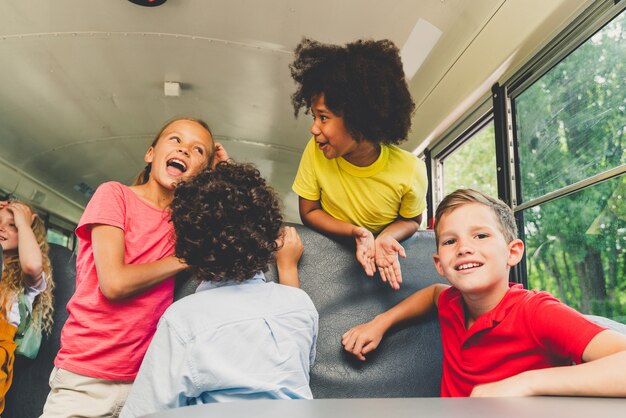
[175,224,447,398]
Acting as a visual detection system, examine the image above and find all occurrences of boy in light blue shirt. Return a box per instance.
[120,162,318,417]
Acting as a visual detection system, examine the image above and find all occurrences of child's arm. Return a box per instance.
[374,215,422,290]
[9,202,44,287]
[91,225,187,300]
[299,197,377,276]
[342,283,448,360]
[471,330,626,397]
[275,226,304,288]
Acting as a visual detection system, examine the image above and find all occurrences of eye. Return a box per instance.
[169,136,181,143]
[319,115,328,122]
[441,238,455,246]
[194,146,205,156]
[475,233,489,239]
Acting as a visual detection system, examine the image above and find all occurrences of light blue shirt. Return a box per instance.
[120,273,318,418]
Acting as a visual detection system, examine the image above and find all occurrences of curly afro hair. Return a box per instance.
[170,162,283,283]
[289,38,415,145]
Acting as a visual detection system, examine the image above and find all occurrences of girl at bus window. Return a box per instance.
[290,38,428,291]
[0,200,54,415]
[41,117,229,418]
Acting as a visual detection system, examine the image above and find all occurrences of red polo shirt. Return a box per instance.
[438,284,605,397]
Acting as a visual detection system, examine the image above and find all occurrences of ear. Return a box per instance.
[507,239,525,267]
[144,146,154,164]
[432,253,445,277]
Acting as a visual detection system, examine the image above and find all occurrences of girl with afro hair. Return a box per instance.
[290,38,428,290]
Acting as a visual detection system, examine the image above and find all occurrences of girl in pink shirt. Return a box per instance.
[41,117,228,418]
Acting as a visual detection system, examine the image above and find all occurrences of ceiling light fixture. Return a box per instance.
[128,0,167,7]
[400,18,442,81]
[164,81,181,97]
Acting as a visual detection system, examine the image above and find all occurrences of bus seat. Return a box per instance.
[175,224,447,398]
[585,315,626,335]
[4,243,77,418]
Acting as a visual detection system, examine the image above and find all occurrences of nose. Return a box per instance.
[177,147,190,157]
[310,119,321,136]
[456,238,475,256]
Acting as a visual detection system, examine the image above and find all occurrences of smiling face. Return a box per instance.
[144,119,214,190]
[433,203,524,297]
[309,94,360,160]
[0,207,19,253]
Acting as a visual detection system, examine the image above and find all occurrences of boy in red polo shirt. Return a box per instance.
[342,189,626,397]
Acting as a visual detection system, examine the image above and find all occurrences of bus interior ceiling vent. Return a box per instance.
[128,0,167,7]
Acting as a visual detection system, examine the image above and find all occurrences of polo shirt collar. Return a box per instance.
[195,271,266,293]
[455,283,527,341]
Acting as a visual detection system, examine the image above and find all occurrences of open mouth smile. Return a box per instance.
[166,158,188,175]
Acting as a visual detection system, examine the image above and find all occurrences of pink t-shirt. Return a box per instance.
[55,182,176,381]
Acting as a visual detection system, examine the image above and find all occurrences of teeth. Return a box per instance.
[457,263,481,271]
[167,158,187,171]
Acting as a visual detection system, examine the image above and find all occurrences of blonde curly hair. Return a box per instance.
[1,201,54,334]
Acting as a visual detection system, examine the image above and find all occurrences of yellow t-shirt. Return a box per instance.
[292,138,428,234]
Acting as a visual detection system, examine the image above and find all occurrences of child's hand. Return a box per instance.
[172,256,189,270]
[374,235,406,290]
[275,226,303,287]
[342,317,387,361]
[212,142,230,169]
[7,201,36,230]
[353,227,376,276]
[276,226,304,265]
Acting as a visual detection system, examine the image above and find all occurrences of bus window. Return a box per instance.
[47,227,71,249]
[522,177,625,321]
[513,8,626,321]
[442,120,498,198]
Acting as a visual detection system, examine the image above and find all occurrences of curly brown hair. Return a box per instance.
[170,162,283,283]
[290,38,415,145]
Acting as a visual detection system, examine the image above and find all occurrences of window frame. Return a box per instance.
[425,0,626,287]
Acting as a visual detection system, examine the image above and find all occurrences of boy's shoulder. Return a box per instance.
[163,280,317,334]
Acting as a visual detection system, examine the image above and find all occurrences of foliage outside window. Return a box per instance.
[515,10,625,321]
[515,11,625,202]
[443,122,498,198]
[523,175,625,322]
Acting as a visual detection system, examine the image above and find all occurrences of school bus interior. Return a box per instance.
[1,0,625,416]
[0,0,605,224]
